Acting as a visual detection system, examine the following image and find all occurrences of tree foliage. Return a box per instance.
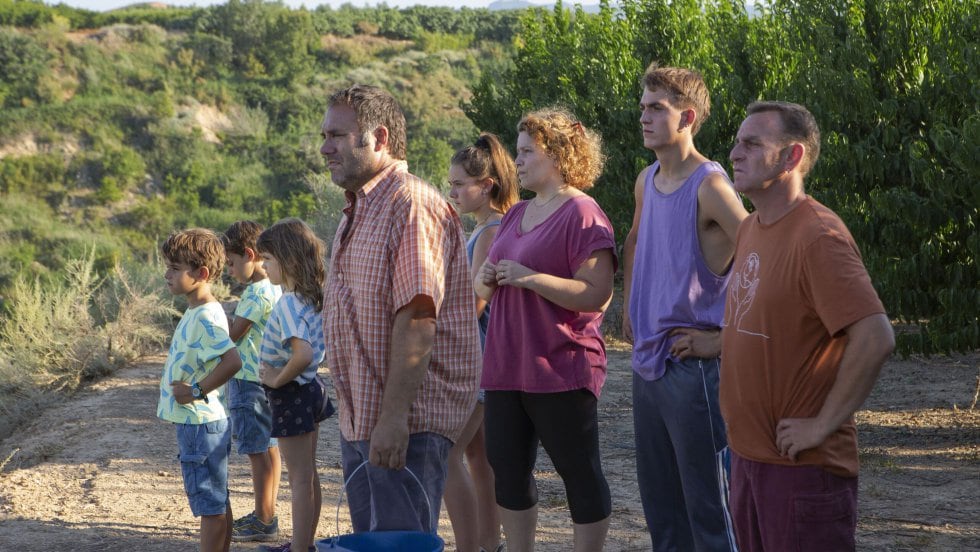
[0,26,51,107]
[0,1,507,308]
[467,0,979,354]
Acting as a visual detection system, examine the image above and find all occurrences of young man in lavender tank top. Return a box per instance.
[622,63,748,551]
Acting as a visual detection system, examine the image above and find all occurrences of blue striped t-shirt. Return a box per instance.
[260,292,324,385]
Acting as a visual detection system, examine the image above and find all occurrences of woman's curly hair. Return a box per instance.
[517,107,605,191]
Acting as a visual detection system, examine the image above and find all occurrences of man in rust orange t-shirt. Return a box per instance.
[721,101,895,551]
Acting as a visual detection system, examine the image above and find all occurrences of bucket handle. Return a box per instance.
[334,460,436,537]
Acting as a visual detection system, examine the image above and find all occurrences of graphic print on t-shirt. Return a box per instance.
[724,252,770,339]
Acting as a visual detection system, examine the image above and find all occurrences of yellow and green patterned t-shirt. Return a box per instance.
[157,301,235,424]
[233,279,281,382]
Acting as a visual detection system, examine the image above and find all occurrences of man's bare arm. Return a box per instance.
[370,295,437,470]
[776,313,895,460]
[669,172,749,358]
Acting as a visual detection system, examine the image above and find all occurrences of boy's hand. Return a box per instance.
[171,382,194,405]
[669,327,721,359]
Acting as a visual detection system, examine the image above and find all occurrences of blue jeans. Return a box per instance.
[633,357,737,551]
[339,432,451,534]
[227,378,277,454]
[175,419,231,517]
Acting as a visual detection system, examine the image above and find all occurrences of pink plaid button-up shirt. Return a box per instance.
[323,161,481,442]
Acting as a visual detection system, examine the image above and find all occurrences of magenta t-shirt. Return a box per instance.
[482,195,617,396]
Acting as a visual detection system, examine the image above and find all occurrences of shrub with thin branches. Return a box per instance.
[0,248,177,397]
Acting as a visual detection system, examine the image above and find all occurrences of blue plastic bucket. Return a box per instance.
[316,530,443,551]
[316,461,445,552]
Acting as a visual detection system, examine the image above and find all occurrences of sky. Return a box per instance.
[50,0,553,12]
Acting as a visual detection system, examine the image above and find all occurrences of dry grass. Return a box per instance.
[0,248,177,440]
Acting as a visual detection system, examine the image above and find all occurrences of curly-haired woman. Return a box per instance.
[474,108,617,552]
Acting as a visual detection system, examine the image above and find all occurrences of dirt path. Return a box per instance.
[0,346,977,551]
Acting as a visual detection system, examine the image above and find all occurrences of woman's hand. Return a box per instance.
[494,260,536,288]
[478,260,498,286]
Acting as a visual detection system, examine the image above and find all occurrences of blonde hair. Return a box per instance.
[642,62,711,136]
[517,107,605,191]
[256,218,326,311]
[161,228,224,282]
[450,132,519,213]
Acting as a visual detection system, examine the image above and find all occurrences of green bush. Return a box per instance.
[0,0,54,27]
[0,153,65,195]
[415,30,473,53]
[467,0,979,354]
[0,27,51,108]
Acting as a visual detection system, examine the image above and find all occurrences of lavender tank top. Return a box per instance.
[628,161,733,381]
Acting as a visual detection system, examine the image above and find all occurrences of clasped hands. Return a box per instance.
[479,259,534,288]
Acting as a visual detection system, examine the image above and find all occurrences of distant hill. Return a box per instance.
[488,0,536,9]
[488,1,603,13]
[108,2,171,9]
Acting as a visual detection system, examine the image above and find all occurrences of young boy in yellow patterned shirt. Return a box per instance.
[157,228,242,552]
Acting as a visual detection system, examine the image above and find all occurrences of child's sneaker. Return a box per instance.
[257,543,316,552]
[232,511,279,542]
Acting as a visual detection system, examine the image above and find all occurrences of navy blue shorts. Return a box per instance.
[266,377,332,437]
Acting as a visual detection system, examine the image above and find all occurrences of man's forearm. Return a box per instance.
[621,233,637,341]
[378,301,436,424]
[814,313,895,433]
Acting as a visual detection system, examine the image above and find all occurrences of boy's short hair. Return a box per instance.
[161,228,225,283]
[642,63,711,135]
[221,220,264,256]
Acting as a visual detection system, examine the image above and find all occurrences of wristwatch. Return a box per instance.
[191,382,209,403]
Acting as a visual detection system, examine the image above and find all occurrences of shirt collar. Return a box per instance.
[348,160,409,201]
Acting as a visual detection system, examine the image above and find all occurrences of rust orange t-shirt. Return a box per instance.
[720,197,885,477]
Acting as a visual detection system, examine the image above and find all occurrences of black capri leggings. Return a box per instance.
[484,389,612,524]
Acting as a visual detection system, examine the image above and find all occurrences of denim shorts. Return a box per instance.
[227,378,278,454]
[175,419,231,517]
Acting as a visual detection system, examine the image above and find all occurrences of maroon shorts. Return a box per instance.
[730,451,857,552]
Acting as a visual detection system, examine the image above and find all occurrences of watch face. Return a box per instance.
[192,384,201,398]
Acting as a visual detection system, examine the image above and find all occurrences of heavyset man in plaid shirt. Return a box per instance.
[319,84,481,536]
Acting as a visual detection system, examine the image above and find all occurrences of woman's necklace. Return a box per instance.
[475,209,501,226]
[532,186,568,208]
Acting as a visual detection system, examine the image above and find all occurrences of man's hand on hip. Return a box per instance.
[775,417,832,461]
